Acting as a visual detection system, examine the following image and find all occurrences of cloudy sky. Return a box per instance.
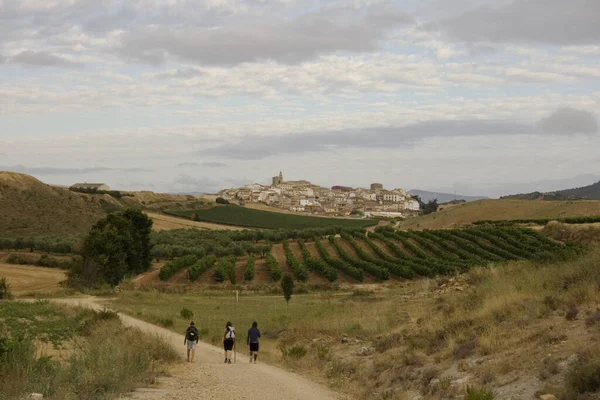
[1,0,599,196]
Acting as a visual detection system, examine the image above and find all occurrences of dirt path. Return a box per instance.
[50,297,342,400]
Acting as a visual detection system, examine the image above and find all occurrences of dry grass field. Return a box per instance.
[0,263,66,294]
[146,211,246,231]
[398,199,600,230]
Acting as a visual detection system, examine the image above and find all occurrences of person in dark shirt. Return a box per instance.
[184,321,199,363]
[247,321,261,364]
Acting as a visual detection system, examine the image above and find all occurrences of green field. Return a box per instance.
[166,205,377,229]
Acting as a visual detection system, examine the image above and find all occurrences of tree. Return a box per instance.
[416,196,438,215]
[68,209,154,287]
[215,197,230,204]
[281,274,294,304]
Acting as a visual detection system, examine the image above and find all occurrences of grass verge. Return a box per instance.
[0,301,177,400]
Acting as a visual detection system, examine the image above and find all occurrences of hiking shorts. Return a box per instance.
[224,339,234,351]
[249,342,259,352]
[187,340,197,350]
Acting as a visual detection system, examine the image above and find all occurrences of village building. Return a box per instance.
[218,171,421,217]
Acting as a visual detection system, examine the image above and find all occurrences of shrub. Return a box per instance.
[6,253,37,265]
[244,255,256,281]
[465,386,495,400]
[585,309,600,327]
[212,255,237,283]
[215,197,230,204]
[287,345,307,359]
[281,274,294,303]
[159,254,199,281]
[180,308,194,320]
[317,343,331,360]
[453,337,478,359]
[0,277,11,300]
[282,239,309,281]
[156,316,174,328]
[565,307,579,321]
[187,255,217,281]
[266,253,282,282]
[567,356,600,394]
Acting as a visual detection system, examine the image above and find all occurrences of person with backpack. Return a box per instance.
[223,321,235,364]
[247,321,261,364]
[184,321,199,362]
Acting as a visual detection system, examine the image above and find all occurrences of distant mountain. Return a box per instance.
[408,190,488,204]
[502,180,600,200]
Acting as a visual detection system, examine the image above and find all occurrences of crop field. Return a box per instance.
[165,205,377,230]
[397,199,600,230]
[153,226,583,285]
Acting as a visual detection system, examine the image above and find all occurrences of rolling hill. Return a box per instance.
[409,190,488,203]
[0,172,216,237]
[502,180,600,200]
[397,199,600,230]
[0,171,112,237]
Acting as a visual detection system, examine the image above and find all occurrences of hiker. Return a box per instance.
[247,321,261,364]
[184,321,199,362]
[223,321,235,364]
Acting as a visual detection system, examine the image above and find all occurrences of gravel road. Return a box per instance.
[51,297,343,400]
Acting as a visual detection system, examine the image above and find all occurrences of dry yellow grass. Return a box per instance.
[146,212,246,231]
[398,199,600,230]
[0,263,66,294]
[0,171,108,237]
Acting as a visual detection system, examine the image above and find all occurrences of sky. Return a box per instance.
[0,0,599,197]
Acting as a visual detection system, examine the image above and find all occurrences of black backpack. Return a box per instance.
[186,326,198,342]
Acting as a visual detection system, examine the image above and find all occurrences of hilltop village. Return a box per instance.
[218,172,421,217]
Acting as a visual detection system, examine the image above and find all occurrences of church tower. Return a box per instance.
[272,171,284,186]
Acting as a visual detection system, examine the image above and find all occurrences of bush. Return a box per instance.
[159,254,199,281]
[244,255,256,281]
[186,255,217,281]
[212,255,237,283]
[567,356,600,394]
[180,308,194,320]
[266,253,282,282]
[465,386,495,400]
[281,274,294,303]
[6,254,71,269]
[215,197,230,204]
[0,277,11,300]
[287,345,307,358]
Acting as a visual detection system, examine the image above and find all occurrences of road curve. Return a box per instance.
[50,297,343,400]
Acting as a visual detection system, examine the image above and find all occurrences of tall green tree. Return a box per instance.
[281,274,294,304]
[68,210,153,287]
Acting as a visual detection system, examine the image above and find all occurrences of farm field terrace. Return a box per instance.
[165,205,378,229]
[151,226,584,286]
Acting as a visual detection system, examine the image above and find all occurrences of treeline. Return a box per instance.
[69,187,134,199]
[473,216,600,226]
[6,253,74,269]
[0,236,79,254]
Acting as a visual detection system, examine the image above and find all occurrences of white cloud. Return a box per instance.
[0,0,599,194]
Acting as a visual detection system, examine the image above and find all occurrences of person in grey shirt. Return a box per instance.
[247,321,261,364]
